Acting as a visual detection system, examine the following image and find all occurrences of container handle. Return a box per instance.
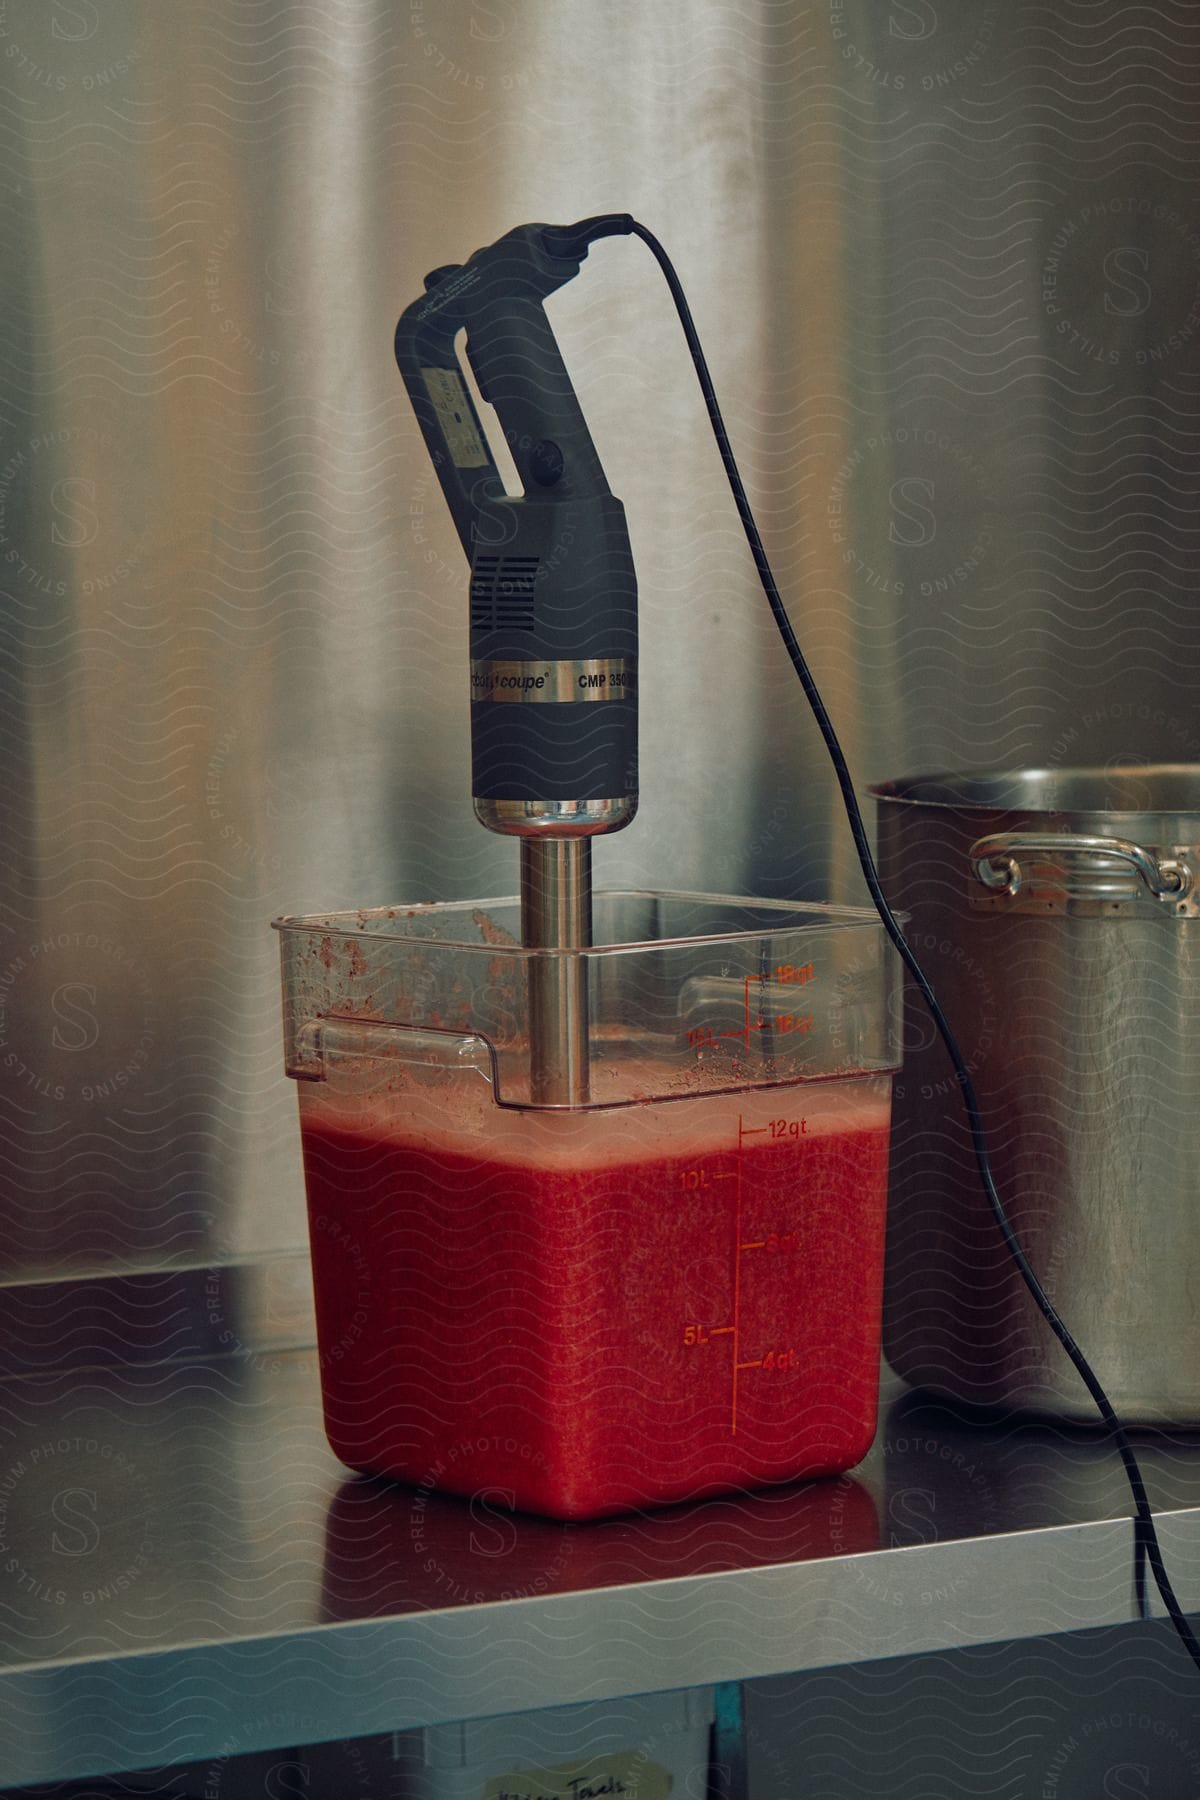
[969,832,1193,902]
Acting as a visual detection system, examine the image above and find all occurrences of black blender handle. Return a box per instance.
[394,221,616,559]
[395,216,639,818]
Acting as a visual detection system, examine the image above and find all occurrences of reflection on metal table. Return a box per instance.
[1,1348,1199,1787]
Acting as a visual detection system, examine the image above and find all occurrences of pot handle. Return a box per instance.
[969,832,1193,901]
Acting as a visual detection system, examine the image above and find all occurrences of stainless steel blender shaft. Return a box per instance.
[520,839,592,1105]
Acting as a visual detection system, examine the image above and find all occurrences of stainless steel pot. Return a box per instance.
[870,766,1200,1424]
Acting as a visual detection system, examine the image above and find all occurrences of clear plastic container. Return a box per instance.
[274,892,901,1519]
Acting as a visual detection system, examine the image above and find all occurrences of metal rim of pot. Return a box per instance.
[869,763,1200,918]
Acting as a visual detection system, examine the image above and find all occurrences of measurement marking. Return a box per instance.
[709,1326,734,1336]
[718,976,761,1045]
[739,1240,765,1251]
[710,1172,736,1182]
[732,1116,743,1436]
[740,1126,768,1136]
[736,1360,763,1371]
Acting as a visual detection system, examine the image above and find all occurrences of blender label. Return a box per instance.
[470,657,636,702]
[415,265,482,320]
[421,365,491,466]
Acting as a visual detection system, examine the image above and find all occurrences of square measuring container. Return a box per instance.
[274,891,902,1520]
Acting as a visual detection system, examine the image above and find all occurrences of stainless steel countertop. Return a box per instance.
[2,1351,1199,1787]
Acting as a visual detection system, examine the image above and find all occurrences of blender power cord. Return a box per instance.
[543,211,1200,1674]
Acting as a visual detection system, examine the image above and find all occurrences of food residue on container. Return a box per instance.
[472,908,520,949]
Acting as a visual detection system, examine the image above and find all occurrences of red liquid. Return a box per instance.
[300,1089,891,1520]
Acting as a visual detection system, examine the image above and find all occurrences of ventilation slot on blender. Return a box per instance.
[470,556,540,632]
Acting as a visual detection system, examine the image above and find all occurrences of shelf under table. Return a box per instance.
[2,1350,1198,1786]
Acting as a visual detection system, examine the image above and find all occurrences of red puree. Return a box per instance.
[300,1083,891,1520]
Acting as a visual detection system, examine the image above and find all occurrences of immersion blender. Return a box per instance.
[388,210,1200,1649]
[394,221,639,1105]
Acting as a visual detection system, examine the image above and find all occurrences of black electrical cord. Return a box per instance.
[621,215,1200,1672]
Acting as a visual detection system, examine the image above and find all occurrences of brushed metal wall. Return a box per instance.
[0,0,1197,1288]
